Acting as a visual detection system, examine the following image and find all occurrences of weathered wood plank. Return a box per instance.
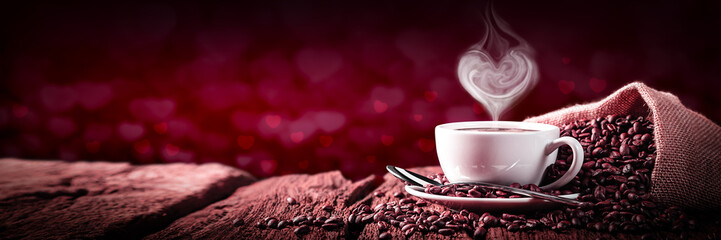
[0,158,255,239]
[1,159,717,239]
[145,171,377,239]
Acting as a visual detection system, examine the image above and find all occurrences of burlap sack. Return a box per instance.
[524,82,721,210]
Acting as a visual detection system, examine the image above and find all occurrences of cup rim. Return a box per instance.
[435,121,558,135]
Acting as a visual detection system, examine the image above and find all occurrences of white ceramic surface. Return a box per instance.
[405,185,579,212]
[435,121,584,190]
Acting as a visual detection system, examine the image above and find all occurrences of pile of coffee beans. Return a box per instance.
[251,115,698,239]
[543,114,656,197]
[423,174,564,198]
[346,196,487,239]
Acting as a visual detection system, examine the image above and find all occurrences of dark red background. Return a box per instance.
[1,1,720,180]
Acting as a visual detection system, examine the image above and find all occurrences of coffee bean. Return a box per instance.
[632,214,647,224]
[232,218,243,227]
[277,220,289,229]
[404,228,415,237]
[374,191,385,197]
[390,219,400,227]
[608,221,620,233]
[620,142,630,156]
[325,217,342,224]
[579,202,594,210]
[448,222,462,229]
[627,192,640,202]
[473,227,487,239]
[393,192,404,198]
[267,219,279,229]
[438,228,454,235]
[361,214,374,224]
[556,220,570,231]
[286,197,297,205]
[399,198,415,205]
[641,201,656,208]
[292,215,307,225]
[322,205,334,212]
[641,233,657,240]
[507,223,520,232]
[623,223,637,232]
[468,189,483,198]
[293,225,310,235]
[377,221,389,231]
[570,217,582,227]
[312,219,323,226]
[401,223,416,232]
[255,220,266,229]
[481,215,499,227]
[378,232,391,239]
[591,222,606,232]
[372,213,384,222]
[321,223,339,230]
[594,186,606,201]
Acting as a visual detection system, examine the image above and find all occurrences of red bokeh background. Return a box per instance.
[1,1,720,180]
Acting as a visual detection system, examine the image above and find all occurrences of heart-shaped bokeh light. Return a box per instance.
[457,5,538,121]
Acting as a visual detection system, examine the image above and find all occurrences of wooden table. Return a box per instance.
[0,158,717,239]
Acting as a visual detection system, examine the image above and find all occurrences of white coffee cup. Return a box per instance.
[435,121,583,190]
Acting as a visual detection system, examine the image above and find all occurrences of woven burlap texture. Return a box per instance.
[525,82,721,210]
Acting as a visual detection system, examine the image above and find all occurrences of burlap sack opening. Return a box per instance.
[525,82,721,210]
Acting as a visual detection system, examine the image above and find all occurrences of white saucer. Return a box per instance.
[405,185,579,212]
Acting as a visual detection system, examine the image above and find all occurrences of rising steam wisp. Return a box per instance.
[457,4,539,121]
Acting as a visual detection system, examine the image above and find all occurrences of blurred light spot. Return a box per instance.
[265,115,282,128]
[117,122,145,141]
[558,80,575,94]
[40,85,77,112]
[12,104,29,118]
[424,90,438,102]
[260,159,277,175]
[373,100,388,113]
[134,139,151,154]
[417,138,435,152]
[165,143,180,157]
[318,135,333,147]
[312,111,346,133]
[589,78,607,93]
[153,122,168,134]
[381,135,394,146]
[290,131,304,143]
[76,82,113,110]
[295,47,343,82]
[237,135,255,150]
[129,98,176,122]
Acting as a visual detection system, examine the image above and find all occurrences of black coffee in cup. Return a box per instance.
[456,127,538,133]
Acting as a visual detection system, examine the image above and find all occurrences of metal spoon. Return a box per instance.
[386,165,582,207]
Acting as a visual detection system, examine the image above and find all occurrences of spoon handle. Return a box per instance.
[386,165,581,207]
[385,165,424,187]
[392,166,443,187]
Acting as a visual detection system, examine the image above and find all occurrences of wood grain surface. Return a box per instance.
[0,159,718,239]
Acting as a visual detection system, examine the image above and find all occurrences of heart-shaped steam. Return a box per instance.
[457,4,539,121]
[458,48,537,121]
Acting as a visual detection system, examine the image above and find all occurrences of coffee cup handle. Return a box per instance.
[539,136,584,190]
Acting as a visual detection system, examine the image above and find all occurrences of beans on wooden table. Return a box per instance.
[251,115,702,239]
